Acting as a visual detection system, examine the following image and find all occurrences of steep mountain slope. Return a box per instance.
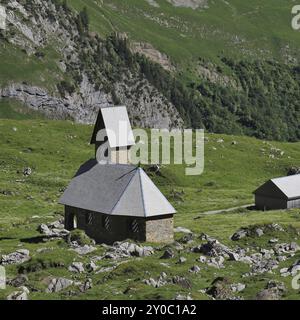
[1,0,300,140]
[0,0,183,128]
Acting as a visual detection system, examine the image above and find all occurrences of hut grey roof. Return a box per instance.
[90,106,135,148]
[59,159,176,217]
[254,174,300,200]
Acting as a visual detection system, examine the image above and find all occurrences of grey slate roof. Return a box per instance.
[90,106,135,148]
[59,159,176,217]
[254,174,300,200]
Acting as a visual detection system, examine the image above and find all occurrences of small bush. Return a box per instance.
[66,229,94,246]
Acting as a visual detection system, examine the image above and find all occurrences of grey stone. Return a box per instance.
[231,229,248,241]
[178,256,187,264]
[68,262,85,273]
[160,248,175,259]
[86,261,98,272]
[197,256,207,263]
[231,283,246,293]
[189,265,201,273]
[72,245,96,255]
[23,167,32,176]
[46,278,73,293]
[1,249,30,265]
[174,227,192,234]
[79,278,93,292]
[8,274,28,287]
[255,228,264,237]
[7,287,29,300]
[174,294,193,300]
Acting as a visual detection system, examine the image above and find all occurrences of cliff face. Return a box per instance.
[0,0,183,128]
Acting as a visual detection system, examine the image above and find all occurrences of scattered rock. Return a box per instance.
[178,257,187,264]
[105,242,154,260]
[231,229,248,241]
[172,276,192,289]
[46,278,73,293]
[174,227,192,234]
[206,277,233,300]
[143,272,168,288]
[8,274,28,287]
[96,266,116,274]
[7,286,29,300]
[160,248,175,259]
[178,233,194,244]
[231,283,246,293]
[274,242,300,255]
[189,265,201,273]
[197,256,207,263]
[38,220,69,238]
[72,245,97,255]
[256,281,286,300]
[1,249,30,265]
[207,256,225,269]
[255,228,264,237]
[68,262,85,273]
[23,167,32,176]
[79,278,93,292]
[174,294,193,300]
[86,261,98,272]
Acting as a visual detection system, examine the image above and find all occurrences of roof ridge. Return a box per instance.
[110,167,140,215]
[137,168,147,217]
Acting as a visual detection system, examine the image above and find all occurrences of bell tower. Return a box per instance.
[90,106,135,164]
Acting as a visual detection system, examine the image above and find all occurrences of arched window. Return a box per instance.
[73,214,78,229]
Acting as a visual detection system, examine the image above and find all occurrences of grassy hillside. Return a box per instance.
[1,118,300,299]
[1,1,300,140]
[70,0,299,66]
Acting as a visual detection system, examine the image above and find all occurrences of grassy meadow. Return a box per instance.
[1,102,300,299]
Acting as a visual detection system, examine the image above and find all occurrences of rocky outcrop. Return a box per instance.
[0,249,30,265]
[166,0,208,10]
[0,0,183,129]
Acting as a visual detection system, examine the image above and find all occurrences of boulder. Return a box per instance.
[105,242,154,259]
[174,227,192,234]
[72,245,96,255]
[79,278,93,292]
[1,249,30,265]
[178,257,187,264]
[189,265,201,273]
[7,286,29,300]
[8,274,28,287]
[231,283,246,293]
[160,248,175,259]
[206,277,233,300]
[231,229,248,241]
[256,281,286,300]
[174,294,193,300]
[86,261,98,272]
[23,167,32,176]
[38,221,69,238]
[46,278,73,293]
[68,262,85,273]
